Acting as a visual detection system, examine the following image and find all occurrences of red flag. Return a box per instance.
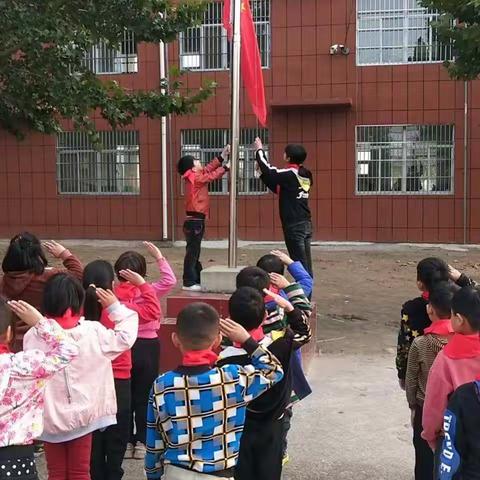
[223,0,233,41]
[223,0,267,126]
[240,0,267,126]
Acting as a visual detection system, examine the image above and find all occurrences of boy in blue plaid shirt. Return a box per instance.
[145,302,284,480]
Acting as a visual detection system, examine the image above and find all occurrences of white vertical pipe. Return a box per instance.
[159,38,168,240]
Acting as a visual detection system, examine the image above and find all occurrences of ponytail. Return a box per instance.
[82,260,115,322]
[84,285,102,322]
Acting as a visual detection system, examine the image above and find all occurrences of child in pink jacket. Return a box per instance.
[113,242,176,460]
[23,273,138,480]
[422,286,480,453]
[0,298,78,480]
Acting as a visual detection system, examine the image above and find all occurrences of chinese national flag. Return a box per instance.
[223,0,267,126]
[223,0,233,40]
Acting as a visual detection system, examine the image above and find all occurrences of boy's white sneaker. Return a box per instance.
[134,443,147,460]
[182,284,202,292]
[124,443,135,459]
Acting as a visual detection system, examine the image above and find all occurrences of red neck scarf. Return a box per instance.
[424,319,453,336]
[422,292,430,301]
[287,163,300,170]
[234,326,265,348]
[52,309,81,330]
[0,344,10,355]
[444,333,480,359]
[182,349,218,367]
[114,282,138,302]
[264,285,280,304]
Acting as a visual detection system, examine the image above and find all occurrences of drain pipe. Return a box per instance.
[463,80,469,245]
[165,38,176,243]
[159,39,168,240]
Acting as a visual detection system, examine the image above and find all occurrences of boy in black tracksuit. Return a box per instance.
[254,138,313,277]
[217,286,312,480]
[439,380,480,480]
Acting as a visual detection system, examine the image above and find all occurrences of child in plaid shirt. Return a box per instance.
[145,302,283,479]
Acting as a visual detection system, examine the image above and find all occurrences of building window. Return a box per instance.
[357,0,453,65]
[57,131,140,195]
[179,0,270,71]
[83,31,138,74]
[356,125,454,195]
[181,128,268,195]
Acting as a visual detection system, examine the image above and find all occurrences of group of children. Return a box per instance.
[397,257,480,479]
[0,235,176,480]
[0,231,314,480]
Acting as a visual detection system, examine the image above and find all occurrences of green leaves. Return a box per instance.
[0,0,212,138]
[421,0,480,79]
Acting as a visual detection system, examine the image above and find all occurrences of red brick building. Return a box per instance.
[1,0,479,243]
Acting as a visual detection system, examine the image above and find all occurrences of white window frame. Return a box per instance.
[355,124,455,196]
[180,128,269,196]
[356,0,453,66]
[179,0,271,71]
[83,31,138,74]
[56,131,140,195]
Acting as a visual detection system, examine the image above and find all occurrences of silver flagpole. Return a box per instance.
[228,0,242,268]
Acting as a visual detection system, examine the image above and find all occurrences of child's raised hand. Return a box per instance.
[448,265,462,282]
[221,144,231,158]
[269,272,290,290]
[263,289,294,312]
[271,250,294,266]
[8,300,43,327]
[96,289,118,309]
[143,241,163,261]
[219,318,250,345]
[254,137,263,151]
[43,240,67,258]
[118,270,145,287]
[118,269,146,286]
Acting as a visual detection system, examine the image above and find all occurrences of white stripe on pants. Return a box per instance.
[163,465,233,480]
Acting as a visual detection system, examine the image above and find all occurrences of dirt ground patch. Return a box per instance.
[4,239,476,354]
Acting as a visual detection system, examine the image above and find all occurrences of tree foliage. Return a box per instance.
[421,0,480,79]
[0,0,213,138]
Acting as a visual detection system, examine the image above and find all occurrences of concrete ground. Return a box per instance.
[25,240,480,479]
[36,355,412,480]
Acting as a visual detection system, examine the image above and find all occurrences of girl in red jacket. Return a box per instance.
[177,146,230,291]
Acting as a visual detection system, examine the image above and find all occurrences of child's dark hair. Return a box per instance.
[178,155,195,175]
[2,232,48,275]
[83,260,114,322]
[176,302,219,349]
[256,255,284,275]
[229,287,265,331]
[0,298,14,342]
[417,257,449,292]
[236,266,270,293]
[285,144,307,165]
[452,287,480,331]
[43,274,85,318]
[429,282,454,319]
[114,251,147,281]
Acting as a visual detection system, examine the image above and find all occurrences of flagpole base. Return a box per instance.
[200,265,244,294]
